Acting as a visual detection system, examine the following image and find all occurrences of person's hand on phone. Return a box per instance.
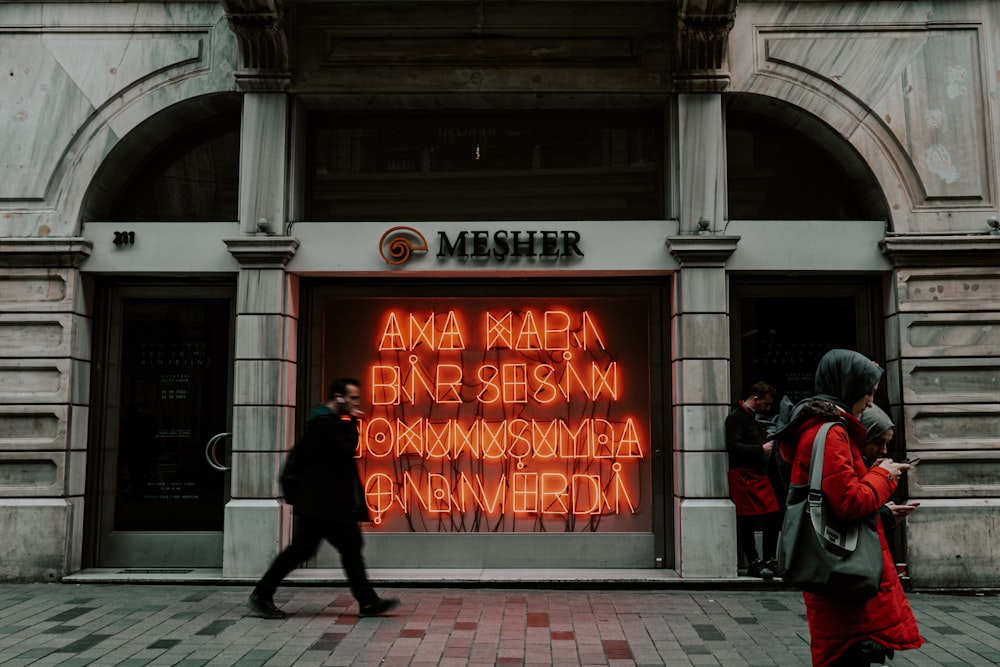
[886,500,920,526]
[876,458,911,481]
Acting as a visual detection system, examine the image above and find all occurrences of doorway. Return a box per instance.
[729,279,884,406]
[89,284,235,567]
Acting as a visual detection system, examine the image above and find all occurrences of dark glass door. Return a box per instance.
[96,285,234,567]
[729,280,882,406]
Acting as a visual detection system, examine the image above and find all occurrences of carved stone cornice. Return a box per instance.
[675,0,738,93]
[667,235,740,267]
[0,238,93,268]
[880,234,1000,268]
[224,236,300,269]
[222,0,292,91]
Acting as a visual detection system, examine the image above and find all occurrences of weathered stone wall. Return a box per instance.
[0,243,91,581]
[889,261,1000,588]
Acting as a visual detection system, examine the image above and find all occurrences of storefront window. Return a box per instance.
[306,113,663,221]
[311,282,663,534]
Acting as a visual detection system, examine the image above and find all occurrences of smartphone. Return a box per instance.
[903,457,921,465]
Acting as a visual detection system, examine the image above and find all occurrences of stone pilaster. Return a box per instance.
[239,93,290,236]
[221,234,299,579]
[676,94,727,235]
[669,0,737,574]
[0,239,92,581]
[219,85,297,578]
[667,235,739,578]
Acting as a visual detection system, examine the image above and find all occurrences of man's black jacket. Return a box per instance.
[281,403,369,522]
[725,403,769,472]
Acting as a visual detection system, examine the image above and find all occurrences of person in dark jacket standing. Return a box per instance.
[725,381,782,579]
[247,378,399,619]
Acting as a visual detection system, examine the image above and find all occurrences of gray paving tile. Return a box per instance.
[0,584,996,666]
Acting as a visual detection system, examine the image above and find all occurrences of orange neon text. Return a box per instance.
[370,360,618,405]
[359,302,648,532]
[361,417,644,460]
[363,468,637,523]
[376,309,606,352]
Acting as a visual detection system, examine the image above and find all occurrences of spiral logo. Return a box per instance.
[379,226,429,265]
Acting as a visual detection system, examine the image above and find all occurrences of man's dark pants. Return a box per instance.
[254,514,378,607]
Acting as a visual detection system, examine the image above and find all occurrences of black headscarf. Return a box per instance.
[812,348,883,413]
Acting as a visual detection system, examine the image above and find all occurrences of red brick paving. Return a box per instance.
[602,639,634,660]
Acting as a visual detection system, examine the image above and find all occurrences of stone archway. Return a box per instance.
[725,93,889,223]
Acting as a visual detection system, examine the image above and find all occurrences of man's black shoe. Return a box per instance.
[747,559,776,581]
[359,597,400,618]
[247,592,286,619]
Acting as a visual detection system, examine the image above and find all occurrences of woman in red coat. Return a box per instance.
[777,350,923,666]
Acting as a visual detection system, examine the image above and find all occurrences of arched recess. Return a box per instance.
[82,93,242,223]
[725,93,889,223]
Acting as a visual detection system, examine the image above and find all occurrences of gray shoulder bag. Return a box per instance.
[778,421,883,601]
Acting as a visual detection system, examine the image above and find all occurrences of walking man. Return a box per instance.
[247,377,399,619]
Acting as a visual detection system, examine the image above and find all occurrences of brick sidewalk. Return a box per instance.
[1,584,998,666]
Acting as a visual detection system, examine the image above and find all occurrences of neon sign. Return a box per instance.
[322,294,652,533]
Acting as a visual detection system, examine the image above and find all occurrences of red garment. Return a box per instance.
[727,468,780,516]
[781,412,923,667]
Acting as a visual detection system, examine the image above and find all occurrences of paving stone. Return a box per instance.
[0,585,997,665]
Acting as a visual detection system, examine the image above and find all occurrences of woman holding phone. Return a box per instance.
[776,350,923,666]
[861,404,921,536]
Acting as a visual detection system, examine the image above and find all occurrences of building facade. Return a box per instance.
[1,0,998,587]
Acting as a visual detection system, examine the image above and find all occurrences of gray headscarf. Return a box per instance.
[860,404,894,444]
[813,349,884,413]
[772,350,883,485]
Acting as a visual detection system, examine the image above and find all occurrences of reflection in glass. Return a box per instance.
[306,113,664,221]
[113,299,230,531]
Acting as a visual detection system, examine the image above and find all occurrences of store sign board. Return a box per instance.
[378,226,584,266]
[322,293,652,533]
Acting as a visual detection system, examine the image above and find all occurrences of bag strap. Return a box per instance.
[806,421,837,522]
[808,421,837,492]
[805,420,864,551]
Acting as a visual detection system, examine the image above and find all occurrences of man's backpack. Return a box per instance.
[279,448,301,505]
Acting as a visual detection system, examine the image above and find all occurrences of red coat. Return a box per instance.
[781,411,923,667]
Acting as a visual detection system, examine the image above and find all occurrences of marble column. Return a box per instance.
[669,0,738,576]
[222,90,299,579]
[667,236,740,578]
[238,93,290,236]
[676,94,727,235]
[222,238,299,578]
